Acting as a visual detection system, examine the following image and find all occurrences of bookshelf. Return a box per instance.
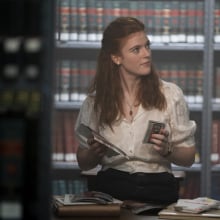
[52,0,220,199]
[0,0,54,219]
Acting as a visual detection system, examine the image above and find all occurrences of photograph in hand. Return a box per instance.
[142,120,165,144]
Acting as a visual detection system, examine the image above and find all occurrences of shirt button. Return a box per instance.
[152,165,157,169]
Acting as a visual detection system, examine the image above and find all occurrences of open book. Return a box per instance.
[77,123,130,159]
[77,120,166,160]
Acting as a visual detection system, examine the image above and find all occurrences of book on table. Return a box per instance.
[158,197,220,220]
[52,191,122,217]
[122,200,166,215]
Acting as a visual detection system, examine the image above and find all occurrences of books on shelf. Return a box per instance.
[214,67,220,103]
[157,61,204,104]
[212,173,220,201]
[169,1,179,43]
[52,111,64,161]
[186,1,197,43]
[55,59,95,102]
[0,118,25,198]
[55,0,207,44]
[179,172,200,200]
[55,60,220,105]
[63,111,77,161]
[95,0,104,41]
[195,1,204,43]
[69,0,78,41]
[52,110,78,162]
[58,0,71,41]
[178,1,187,43]
[78,0,87,41]
[214,1,220,43]
[211,120,220,165]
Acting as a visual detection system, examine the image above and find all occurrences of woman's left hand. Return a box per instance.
[150,129,171,157]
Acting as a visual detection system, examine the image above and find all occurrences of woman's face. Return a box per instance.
[112,31,152,78]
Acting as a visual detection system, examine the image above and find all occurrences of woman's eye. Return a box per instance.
[146,43,151,49]
[132,47,139,53]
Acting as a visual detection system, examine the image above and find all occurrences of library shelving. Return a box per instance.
[52,0,220,199]
[0,0,55,219]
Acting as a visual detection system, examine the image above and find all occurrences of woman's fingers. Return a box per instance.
[87,138,108,157]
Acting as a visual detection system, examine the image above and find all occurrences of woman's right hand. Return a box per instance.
[87,138,108,159]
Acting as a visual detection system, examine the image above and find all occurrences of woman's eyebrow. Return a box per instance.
[128,44,141,52]
[129,40,150,51]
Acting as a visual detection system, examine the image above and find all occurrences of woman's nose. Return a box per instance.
[142,47,150,56]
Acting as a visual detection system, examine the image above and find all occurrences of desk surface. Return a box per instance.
[52,208,160,220]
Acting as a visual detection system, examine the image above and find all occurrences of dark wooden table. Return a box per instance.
[52,208,161,220]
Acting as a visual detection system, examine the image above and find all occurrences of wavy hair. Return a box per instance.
[88,17,166,127]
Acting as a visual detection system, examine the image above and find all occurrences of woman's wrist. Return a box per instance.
[163,142,173,157]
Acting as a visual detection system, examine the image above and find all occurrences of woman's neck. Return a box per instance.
[120,72,139,96]
[120,74,140,122]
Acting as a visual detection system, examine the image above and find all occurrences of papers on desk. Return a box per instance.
[158,197,220,220]
[174,197,220,214]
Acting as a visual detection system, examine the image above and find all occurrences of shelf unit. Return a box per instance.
[0,0,55,219]
[53,0,220,198]
[201,0,214,197]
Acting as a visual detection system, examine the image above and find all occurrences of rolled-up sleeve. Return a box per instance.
[74,96,97,149]
[165,82,197,147]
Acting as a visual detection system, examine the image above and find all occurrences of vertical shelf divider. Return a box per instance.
[201,0,215,196]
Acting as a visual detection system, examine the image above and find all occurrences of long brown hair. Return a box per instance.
[89,17,166,127]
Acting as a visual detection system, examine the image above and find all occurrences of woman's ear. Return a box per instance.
[111,54,121,65]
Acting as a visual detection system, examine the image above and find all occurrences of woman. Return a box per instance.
[75,17,196,205]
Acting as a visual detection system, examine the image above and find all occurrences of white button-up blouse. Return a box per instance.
[74,80,196,174]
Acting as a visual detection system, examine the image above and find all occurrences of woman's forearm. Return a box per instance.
[167,146,196,167]
[76,147,102,170]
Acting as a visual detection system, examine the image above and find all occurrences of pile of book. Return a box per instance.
[158,197,220,220]
[52,191,122,217]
